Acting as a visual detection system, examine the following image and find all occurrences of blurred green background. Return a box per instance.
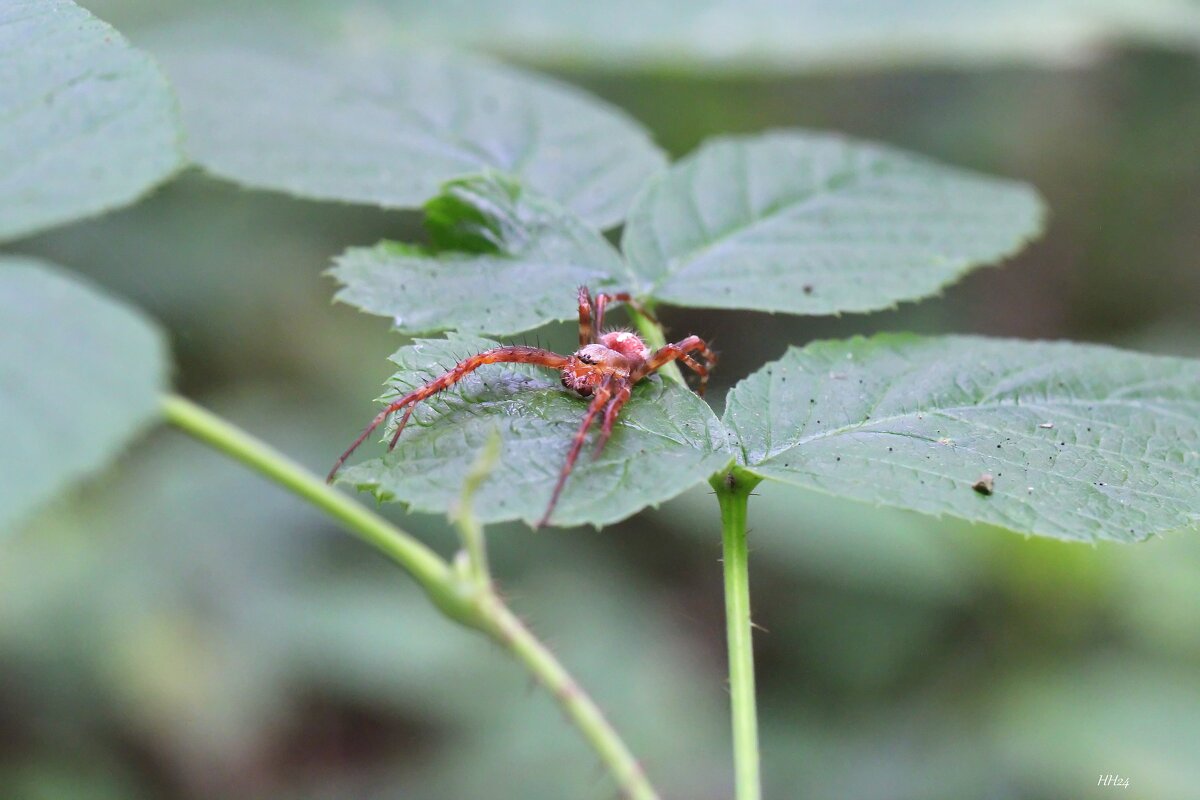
[4,2,1200,798]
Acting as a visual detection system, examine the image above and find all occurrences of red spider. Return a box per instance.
[327,287,717,527]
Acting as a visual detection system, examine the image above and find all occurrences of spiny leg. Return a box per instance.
[577,286,595,347]
[592,381,633,458]
[537,380,614,528]
[675,354,708,396]
[327,346,569,483]
[643,335,718,395]
[593,291,658,333]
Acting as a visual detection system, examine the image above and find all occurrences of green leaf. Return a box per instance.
[152,40,665,228]
[0,258,169,535]
[336,333,732,528]
[0,0,184,242]
[331,174,630,335]
[621,131,1044,315]
[724,334,1200,543]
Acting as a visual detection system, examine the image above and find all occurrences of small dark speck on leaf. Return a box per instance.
[803,284,814,295]
[973,474,995,496]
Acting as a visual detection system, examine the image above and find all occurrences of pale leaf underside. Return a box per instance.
[152,40,666,229]
[0,258,169,535]
[724,334,1200,543]
[0,0,183,242]
[622,131,1044,315]
[331,175,630,335]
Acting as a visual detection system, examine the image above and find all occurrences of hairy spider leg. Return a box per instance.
[326,346,569,483]
[576,286,595,347]
[642,335,718,396]
[538,378,616,528]
[578,286,660,346]
[591,381,634,458]
[593,291,658,334]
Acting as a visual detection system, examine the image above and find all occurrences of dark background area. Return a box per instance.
[3,3,1199,798]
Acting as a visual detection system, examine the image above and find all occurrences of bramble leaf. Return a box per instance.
[621,131,1044,315]
[724,334,1200,543]
[331,174,631,336]
[0,258,169,536]
[153,41,665,228]
[0,0,184,242]
[336,333,733,528]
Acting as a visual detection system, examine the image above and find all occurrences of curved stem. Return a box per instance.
[711,469,763,800]
[161,395,468,620]
[162,395,658,799]
[485,599,656,799]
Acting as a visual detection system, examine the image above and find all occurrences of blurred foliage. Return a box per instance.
[80,0,1200,72]
[4,1,1200,798]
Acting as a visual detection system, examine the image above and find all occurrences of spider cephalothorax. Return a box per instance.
[328,287,716,527]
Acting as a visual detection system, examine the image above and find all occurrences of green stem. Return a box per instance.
[711,469,763,800]
[627,301,685,386]
[485,598,657,800]
[163,394,658,799]
[161,394,472,623]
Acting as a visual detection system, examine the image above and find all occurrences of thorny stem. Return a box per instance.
[711,468,764,800]
[483,597,657,800]
[627,300,686,386]
[162,395,659,800]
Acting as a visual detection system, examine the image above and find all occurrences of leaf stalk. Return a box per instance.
[711,468,764,800]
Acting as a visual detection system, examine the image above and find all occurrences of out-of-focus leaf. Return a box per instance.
[0,0,183,242]
[0,258,168,536]
[331,174,630,335]
[91,1,1200,72]
[152,39,665,228]
[336,333,732,527]
[622,131,1044,315]
[724,334,1200,543]
[359,0,1200,72]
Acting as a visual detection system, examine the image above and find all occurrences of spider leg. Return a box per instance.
[591,380,633,458]
[327,346,569,483]
[643,335,718,396]
[593,291,658,333]
[577,286,595,347]
[537,380,615,528]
